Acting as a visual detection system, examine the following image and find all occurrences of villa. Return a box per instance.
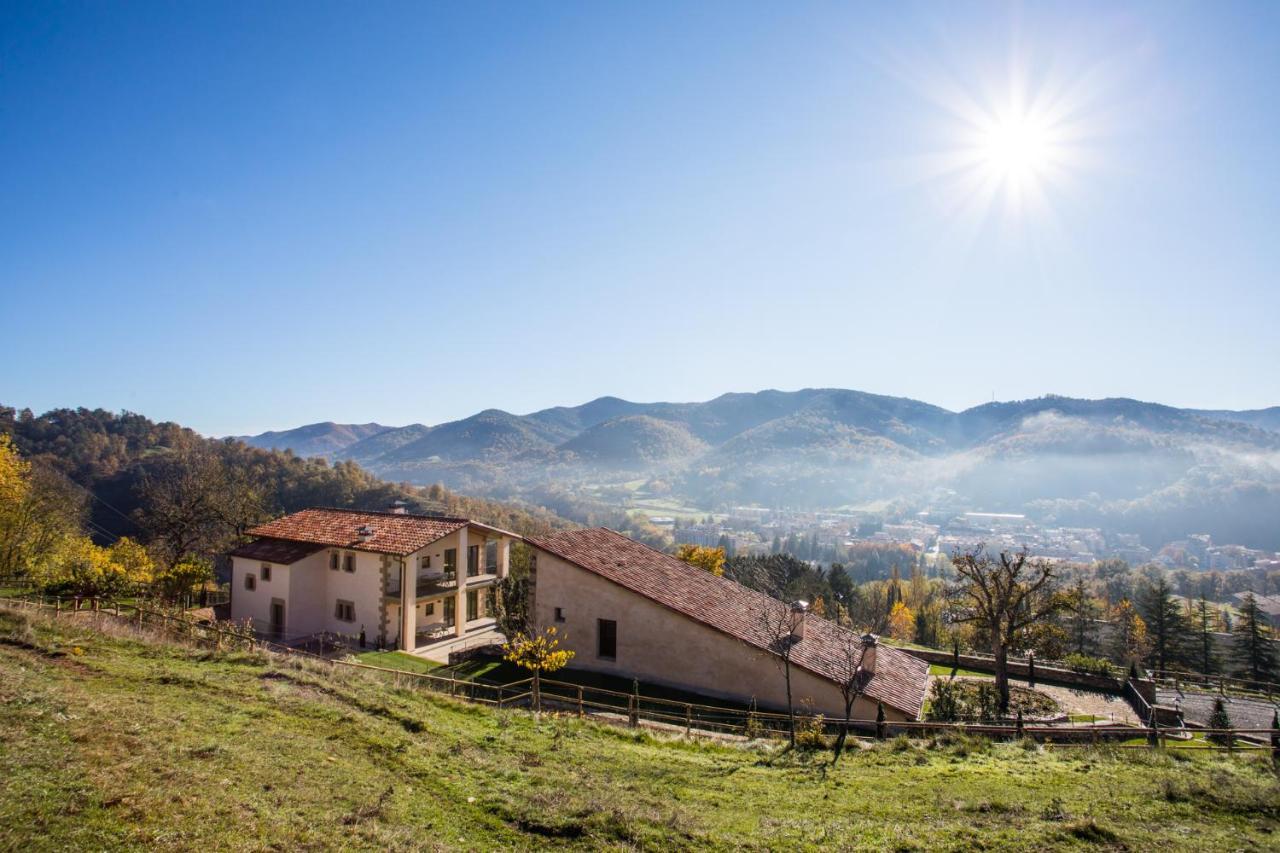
[228,506,518,652]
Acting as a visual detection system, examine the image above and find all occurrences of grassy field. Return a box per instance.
[352,649,444,675]
[2,607,1279,851]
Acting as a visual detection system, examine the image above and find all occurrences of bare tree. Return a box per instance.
[948,547,1062,714]
[831,630,869,762]
[756,598,807,746]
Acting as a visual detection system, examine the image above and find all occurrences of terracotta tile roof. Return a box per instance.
[246,508,469,556]
[228,537,326,565]
[525,528,929,719]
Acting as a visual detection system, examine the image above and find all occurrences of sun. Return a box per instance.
[976,111,1055,185]
[895,52,1103,230]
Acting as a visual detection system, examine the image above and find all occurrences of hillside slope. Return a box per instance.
[2,607,1278,850]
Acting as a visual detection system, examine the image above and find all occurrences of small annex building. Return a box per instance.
[523,527,929,721]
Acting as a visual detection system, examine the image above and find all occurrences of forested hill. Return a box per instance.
[241,389,1280,549]
[0,407,576,550]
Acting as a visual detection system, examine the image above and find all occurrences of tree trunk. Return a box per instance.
[784,659,796,747]
[993,642,1011,715]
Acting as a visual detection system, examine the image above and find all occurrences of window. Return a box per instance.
[334,600,355,622]
[467,544,480,577]
[342,553,355,573]
[443,597,456,626]
[260,564,272,582]
[329,551,339,571]
[554,607,565,623]
[443,548,457,576]
[466,590,478,622]
[419,554,431,571]
[483,588,495,617]
[244,573,256,591]
[484,540,498,572]
[598,619,617,659]
[425,602,435,616]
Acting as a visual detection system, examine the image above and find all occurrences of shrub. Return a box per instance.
[794,713,828,750]
[1063,653,1115,678]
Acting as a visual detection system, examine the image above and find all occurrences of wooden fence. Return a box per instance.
[2,595,1278,754]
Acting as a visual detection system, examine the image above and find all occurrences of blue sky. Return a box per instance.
[3,1,1278,435]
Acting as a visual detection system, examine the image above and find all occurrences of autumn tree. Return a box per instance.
[675,544,725,577]
[1110,599,1150,666]
[947,547,1062,714]
[29,535,154,602]
[0,435,84,579]
[887,600,915,642]
[503,625,575,712]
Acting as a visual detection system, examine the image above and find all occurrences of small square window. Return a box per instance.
[425,602,435,616]
[343,553,355,573]
[554,607,565,622]
[244,574,256,591]
[329,551,339,571]
[260,564,272,582]
[420,555,431,570]
[334,600,355,622]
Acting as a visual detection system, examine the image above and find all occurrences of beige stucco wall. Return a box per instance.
[530,549,908,722]
[230,524,511,647]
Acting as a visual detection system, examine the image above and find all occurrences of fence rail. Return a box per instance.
[2,595,1278,754]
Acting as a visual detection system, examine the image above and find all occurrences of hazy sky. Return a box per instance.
[3,1,1278,435]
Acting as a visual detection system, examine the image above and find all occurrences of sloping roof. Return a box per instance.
[525,527,929,718]
[245,508,469,556]
[228,537,326,565]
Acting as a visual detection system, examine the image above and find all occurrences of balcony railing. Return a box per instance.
[386,571,458,598]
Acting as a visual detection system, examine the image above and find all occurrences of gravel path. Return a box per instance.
[930,675,1141,725]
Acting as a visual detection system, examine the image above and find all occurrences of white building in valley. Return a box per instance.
[228,506,516,651]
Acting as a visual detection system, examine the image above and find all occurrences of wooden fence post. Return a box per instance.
[685,704,693,736]
[576,686,584,718]
[628,693,637,728]
[532,671,541,714]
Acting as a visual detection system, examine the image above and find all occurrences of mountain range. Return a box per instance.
[240,389,1280,550]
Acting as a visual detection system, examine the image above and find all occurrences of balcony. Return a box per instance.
[385,571,458,599]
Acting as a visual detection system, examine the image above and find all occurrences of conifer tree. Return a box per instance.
[1231,593,1278,683]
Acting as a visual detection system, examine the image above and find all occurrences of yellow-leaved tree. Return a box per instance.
[30,535,155,603]
[503,625,575,712]
[887,600,916,642]
[0,434,84,579]
[675,544,725,576]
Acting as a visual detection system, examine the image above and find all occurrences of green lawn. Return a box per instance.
[351,649,443,675]
[929,663,995,679]
[2,606,1279,850]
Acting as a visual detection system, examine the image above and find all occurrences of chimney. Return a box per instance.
[790,600,809,642]
[357,524,376,543]
[860,633,878,673]
[389,501,408,515]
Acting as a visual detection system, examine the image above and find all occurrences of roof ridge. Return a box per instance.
[308,506,471,523]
